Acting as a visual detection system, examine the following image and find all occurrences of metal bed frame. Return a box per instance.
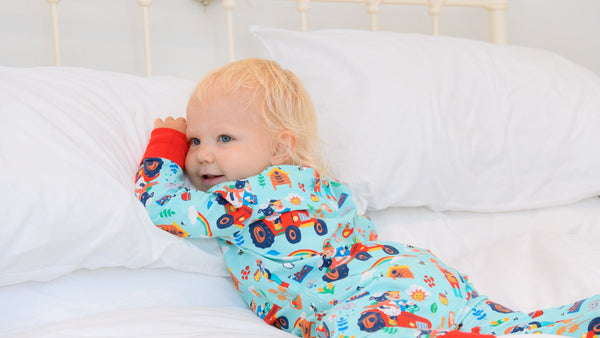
[44,0,508,77]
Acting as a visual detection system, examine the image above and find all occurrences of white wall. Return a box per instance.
[1,0,598,81]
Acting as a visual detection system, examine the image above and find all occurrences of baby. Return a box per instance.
[135,58,600,338]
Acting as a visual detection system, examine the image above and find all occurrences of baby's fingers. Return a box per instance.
[154,116,187,133]
[154,117,165,128]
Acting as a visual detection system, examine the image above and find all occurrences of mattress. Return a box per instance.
[3,196,599,337]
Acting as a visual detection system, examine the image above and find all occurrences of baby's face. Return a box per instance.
[184,89,276,191]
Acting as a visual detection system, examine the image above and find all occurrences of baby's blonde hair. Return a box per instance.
[191,58,326,175]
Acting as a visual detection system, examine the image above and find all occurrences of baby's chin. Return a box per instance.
[202,175,228,190]
[189,177,229,192]
[183,175,208,192]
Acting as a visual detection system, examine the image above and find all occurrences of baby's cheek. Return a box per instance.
[184,152,194,168]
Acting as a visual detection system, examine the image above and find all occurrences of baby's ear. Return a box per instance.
[272,130,297,165]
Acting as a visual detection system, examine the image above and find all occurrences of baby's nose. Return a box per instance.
[195,145,215,163]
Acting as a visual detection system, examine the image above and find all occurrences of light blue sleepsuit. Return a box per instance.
[135,128,600,338]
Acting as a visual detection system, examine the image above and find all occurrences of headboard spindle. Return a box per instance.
[222,0,236,62]
[428,0,442,36]
[366,0,381,31]
[487,0,507,44]
[297,0,310,32]
[46,0,62,67]
[136,0,153,77]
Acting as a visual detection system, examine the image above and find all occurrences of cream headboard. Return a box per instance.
[44,0,508,77]
[283,0,507,40]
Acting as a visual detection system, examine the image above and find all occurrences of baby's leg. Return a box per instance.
[458,295,600,337]
[324,296,498,338]
[324,292,437,338]
[315,243,484,337]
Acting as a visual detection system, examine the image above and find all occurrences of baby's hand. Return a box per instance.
[155,116,187,134]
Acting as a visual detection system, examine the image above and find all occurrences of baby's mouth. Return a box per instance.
[202,174,226,185]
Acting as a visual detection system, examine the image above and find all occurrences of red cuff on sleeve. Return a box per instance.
[141,128,189,169]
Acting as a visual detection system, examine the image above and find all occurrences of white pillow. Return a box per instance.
[251,26,600,213]
[0,67,229,287]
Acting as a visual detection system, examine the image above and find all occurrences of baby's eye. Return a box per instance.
[219,135,232,143]
[190,138,201,146]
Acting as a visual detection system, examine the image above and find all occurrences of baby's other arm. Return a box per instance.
[135,118,237,240]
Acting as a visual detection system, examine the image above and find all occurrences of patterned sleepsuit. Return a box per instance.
[135,128,600,338]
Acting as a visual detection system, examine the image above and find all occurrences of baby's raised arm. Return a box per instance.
[135,115,250,240]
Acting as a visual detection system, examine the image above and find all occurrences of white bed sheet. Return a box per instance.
[9,307,291,338]
[6,308,558,338]
[1,268,244,336]
[371,197,600,311]
[3,197,599,337]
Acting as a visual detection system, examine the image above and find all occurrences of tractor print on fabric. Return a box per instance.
[358,291,432,333]
[249,210,328,248]
[322,242,400,282]
[212,180,257,230]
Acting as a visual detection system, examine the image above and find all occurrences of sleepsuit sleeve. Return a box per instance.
[134,128,247,241]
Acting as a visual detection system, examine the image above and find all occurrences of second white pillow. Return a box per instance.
[252,26,600,213]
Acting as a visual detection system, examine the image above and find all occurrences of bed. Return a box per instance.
[2,1,600,337]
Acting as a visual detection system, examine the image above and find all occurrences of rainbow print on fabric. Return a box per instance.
[289,249,319,257]
[368,256,397,270]
[196,211,212,237]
